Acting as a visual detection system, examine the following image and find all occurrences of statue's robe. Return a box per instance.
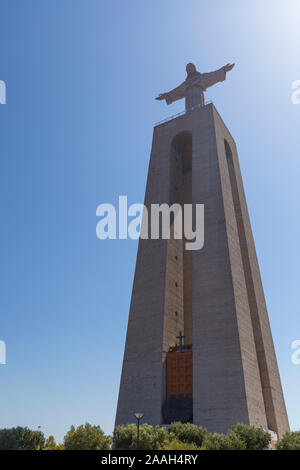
[164,67,226,105]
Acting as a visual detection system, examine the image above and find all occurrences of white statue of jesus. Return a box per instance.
[156,62,235,111]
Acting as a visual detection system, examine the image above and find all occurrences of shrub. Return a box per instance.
[203,431,246,450]
[0,427,45,450]
[169,422,208,448]
[42,435,65,450]
[64,423,111,450]
[151,426,171,450]
[276,431,300,450]
[113,423,169,450]
[43,435,56,450]
[230,423,271,450]
[55,444,65,450]
[113,423,136,450]
[160,439,202,450]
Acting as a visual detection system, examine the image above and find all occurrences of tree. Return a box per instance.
[64,423,111,450]
[203,431,246,450]
[169,422,208,448]
[43,435,57,450]
[229,423,271,450]
[0,427,45,450]
[276,431,300,450]
[113,423,169,450]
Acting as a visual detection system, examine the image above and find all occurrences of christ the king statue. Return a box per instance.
[156,62,234,111]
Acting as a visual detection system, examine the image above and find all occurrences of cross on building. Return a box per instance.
[176,331,185,354]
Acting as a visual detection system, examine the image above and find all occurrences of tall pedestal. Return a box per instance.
[115,104,289,437]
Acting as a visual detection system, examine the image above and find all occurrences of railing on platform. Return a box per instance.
[155,100,212,126]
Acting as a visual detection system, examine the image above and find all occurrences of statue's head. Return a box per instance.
[186,63,197,75]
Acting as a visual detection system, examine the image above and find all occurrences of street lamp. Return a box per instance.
[134,413,144,450]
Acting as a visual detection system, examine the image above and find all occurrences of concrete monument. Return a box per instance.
[115,62,289,438]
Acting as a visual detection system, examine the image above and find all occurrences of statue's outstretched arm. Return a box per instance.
[155,82,185,105]
[201,63,235,90]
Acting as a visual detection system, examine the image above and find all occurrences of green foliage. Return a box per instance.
[160,439,202,450]
[0,422,278,451]
[54,444,65,450]
[276,431,300,450]
[150,425,170,450]
[113,423,169,450]
[169,422,208,448]
[229,423,271,450]
[113,422,273,450]
[0,427,45,450]
[203,431,246,450]
[113,423,136,450]
[64,423,111,450]
[43,435,57,450]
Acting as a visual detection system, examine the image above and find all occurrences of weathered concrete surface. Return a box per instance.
[115,104,289,437]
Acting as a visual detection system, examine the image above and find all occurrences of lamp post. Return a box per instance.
[134,413,144,450]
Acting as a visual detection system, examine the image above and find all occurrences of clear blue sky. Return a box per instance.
[0,0,299,442]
